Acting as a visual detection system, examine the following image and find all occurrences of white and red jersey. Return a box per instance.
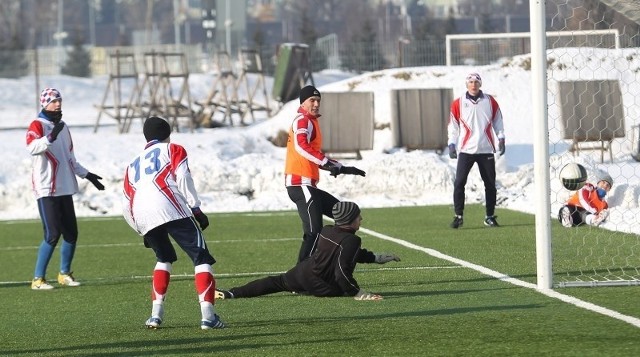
[566,182,608,214]
[122,141,201,235]
[284,107,329,187]
[26,116,89,199]
[448,91,504,154]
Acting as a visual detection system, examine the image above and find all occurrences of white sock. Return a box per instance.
[200,301,215,321]
[151,301,164,319]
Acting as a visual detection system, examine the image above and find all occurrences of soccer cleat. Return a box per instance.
[31,277,54,290]
[450,215,463,229]
[215,289,233,300]
[201,314,226,330]
[484,216,500,227]
[57,272,81,286]
[145,317,162,329]
[559,206,573,227]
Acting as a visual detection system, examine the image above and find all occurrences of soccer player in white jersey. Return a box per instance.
[447,73,505,229]
[122,116,225,330]
[26,88,105,290]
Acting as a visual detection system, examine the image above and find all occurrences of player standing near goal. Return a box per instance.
[558,172,613,227]
[447,73,505,229]
[122,116,225,330]
[215,201,400,301]
[285,85,366,262]
[27,88,105,290]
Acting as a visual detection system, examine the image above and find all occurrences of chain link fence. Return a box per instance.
[1,30,637,78]
[1,38,449,78]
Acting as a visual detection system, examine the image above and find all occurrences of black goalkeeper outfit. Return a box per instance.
[227,225,376,298]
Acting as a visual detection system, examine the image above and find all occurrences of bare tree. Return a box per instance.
[0,0,25,49]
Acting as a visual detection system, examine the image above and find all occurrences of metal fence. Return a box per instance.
[1,29,637,78]
[0,44,206,78]
[0,39,448,79]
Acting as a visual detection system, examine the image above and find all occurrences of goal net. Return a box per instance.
[532,5,640,287]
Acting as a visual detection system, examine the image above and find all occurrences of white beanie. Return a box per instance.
[40,88,62,108]
[465,73,482,86]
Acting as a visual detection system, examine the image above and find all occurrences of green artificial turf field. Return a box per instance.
[1,205,638,356]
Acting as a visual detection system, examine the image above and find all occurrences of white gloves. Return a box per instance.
[374,253,401,264]
[354,289,383,301]
[353,254,399,300]
[590,209,609,226]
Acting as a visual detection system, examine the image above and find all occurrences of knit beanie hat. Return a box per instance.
[143,116,171,142]
[465,73,482,86]
[40,88,62,108]
[332,201,361,226]
[597,172,613,187]
[299,85,321,104]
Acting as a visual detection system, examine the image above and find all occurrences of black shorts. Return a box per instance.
[143,217,215,266]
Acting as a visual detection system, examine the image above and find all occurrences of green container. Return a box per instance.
[271,43,310,103]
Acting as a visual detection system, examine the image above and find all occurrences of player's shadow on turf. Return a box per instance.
[460,222,533,229]
[11,333,311,356]
[378,286,513,299]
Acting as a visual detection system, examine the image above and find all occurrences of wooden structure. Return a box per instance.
[129,51,164,132]
[149,52,197,131]
[93,51,142,133]
[195,51,242,126]
[235,48,271,124]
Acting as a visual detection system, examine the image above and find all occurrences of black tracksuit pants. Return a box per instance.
[228,260,343,298]
[453,152,497,217]
[286,185,339,263]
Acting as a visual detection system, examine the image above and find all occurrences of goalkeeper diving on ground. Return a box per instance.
[215,201,400,301]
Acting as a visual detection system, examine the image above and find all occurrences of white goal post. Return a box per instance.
[530,4,640,288]
[446,29,620,66]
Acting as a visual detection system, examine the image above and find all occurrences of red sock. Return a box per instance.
[194,264,215,303]
[151,266,171,302]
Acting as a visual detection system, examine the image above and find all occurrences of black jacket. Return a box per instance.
[292,225,376,297]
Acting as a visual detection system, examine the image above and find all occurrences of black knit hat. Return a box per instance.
[299,85,321,104]
[332,201,361,226]
[143,116,171,142]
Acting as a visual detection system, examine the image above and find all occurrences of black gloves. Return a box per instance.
[448,144,457,159]
[192,207,210,231]
[48,122,65,142]
[321,159,342,177]
[85,172,105,191]
[340,166,366,177]
[322,159,366,177]
[498,138,505,156]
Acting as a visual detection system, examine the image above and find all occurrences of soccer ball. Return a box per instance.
[559,163,588,190]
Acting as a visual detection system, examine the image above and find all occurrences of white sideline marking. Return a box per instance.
[0,211,297,224]
[0,265,450,286]
[358,226,640,329]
